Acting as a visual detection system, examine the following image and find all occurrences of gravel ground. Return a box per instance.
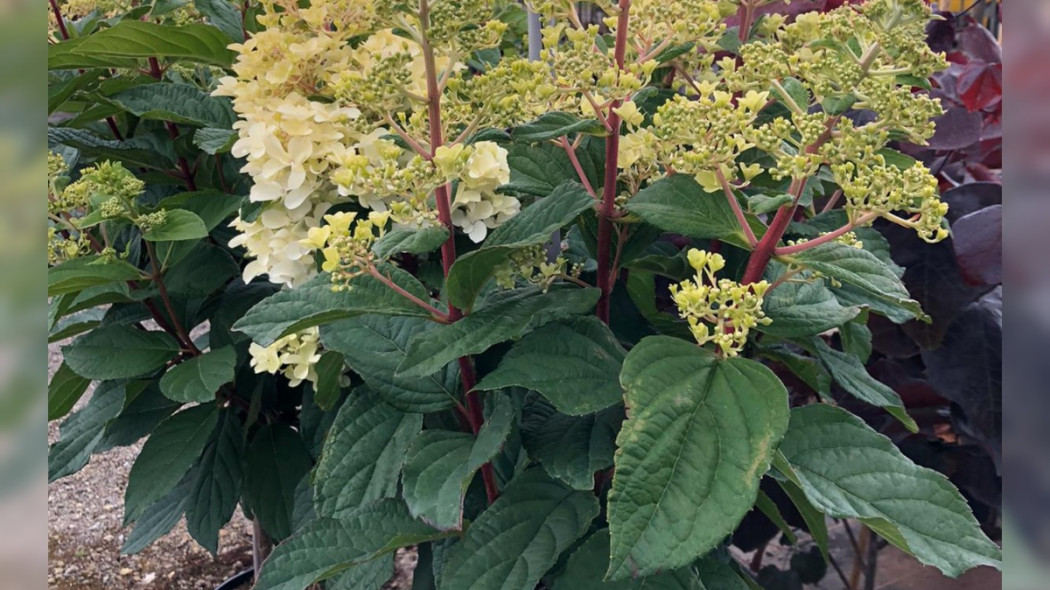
[47,341,416,590]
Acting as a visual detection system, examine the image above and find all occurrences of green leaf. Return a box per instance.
[97,383,181,451]
[446,181,595,309]
[50,21,235,69]
[313,389,422,519]
[326,556,394,590]
[321,315,460,413]
[477,317,625,415]
[403,397,515,530]
[124,403,219,524]
[142,209,209,241]
[440,469,600,590]
[779,405,1002,577]
[747,193,794,215]
[193,127,238,154]
[123,468,195,554]
[785,243,926,321]
[553,529,704,590]
[625,175,761,249]
[161,242,239,296]
[48,363,92,421]
[810,338,917,432]
[106,83,236,128]
[607,336,790,579]
[759,277,859,337]
[521,399,621,491]
[773,77,811,112]
[654,42,697,64]
[64,326,180,380]
[313,351,346,411]
[254,499,447,590]
[505,139,604,196]
[48,36,139,70]
[48,127,175,169]
[234,268,433,346]
[840,314,873,363]
[758,348,831,397]
[156,190,244,231]
[821,93,857,115]
[775,478,829,563]
[512,111,607,142]
[754,490,798,545]
[695,557,754,590]
[372,226,449,259]
[194,0,246,42]
[48,255,143,297]
[159,346,236,403]
[186,410,244,554]
[48,381,126,482]
[244,424,314,540]
[398,287,600,378]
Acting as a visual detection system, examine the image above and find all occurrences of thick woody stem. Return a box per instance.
[595,0,632,324]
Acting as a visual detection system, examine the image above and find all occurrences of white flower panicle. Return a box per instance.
[248,327,323,387]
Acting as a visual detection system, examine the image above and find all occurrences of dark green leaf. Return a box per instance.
[607,336,790,579]
[397,287,600,378]
[50,21,234,68]
[810,338,917,432]
[446,181,594,309]
[186,410,244,554]
[476,317,625,415]
[123,468,195,554]
[254,499,447,590]
[512,111,606,142]
[775,478,829,562]
[156,190,244,231]
[779,405,1002,577]
[327,555,394,590]
[505,139,604,196]
[142,209,209,241]
[106,83,236,128]
[553,529,704,590]
[48,381,126,482]
[64,326,180,380]
[245,424,314,540]
[48,363,92,421]
[48,255,143,297]
[521,399,621,491]
[194,0,246,42]
[234,268,434,346]
[124,403,219,523]
[193,127,238,154]
[321,315,460,413]
[313,351,346,411]
[440,469,600,590]
[313,389,421,519]
[48,127,175,169]
[760,277,859,337]
[159,346,236,403]
[372,226,449,259]
[626,175,761,249]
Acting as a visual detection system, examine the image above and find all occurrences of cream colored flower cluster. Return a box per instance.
[248,327,323,387]
[436,142,518,242]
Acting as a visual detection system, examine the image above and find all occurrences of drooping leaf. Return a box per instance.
[193,0,246,42]
[234,267,433,346]
[254,499,447,590]
[193,127,237,154]
[775,478,829,562]
[124,403,219,524]
[321,315,460,413]
[785,243,926,321]
[64,325,180,380]
[159,346,236,403]
[475,317,625,415]
[161,241,239,296]
[244,424,314,540]
[48,381,127,482]
[403,396,516,530]
[48,363,92,421]
[446,181,595,309]
[521,399,621,491]
[186,410,244,554]
[440,469,600,590]
[48,127,175,169]
[398,287,600,378]
[625,175,761,249]
[779,404,1002,577]
[313,388,422,519]
[122,468,196,555]
[97,382,182,451]
[810,338,917,432]
[607,336,790,579]
[372,226,450,259]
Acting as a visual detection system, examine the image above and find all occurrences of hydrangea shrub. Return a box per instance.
[48,0,1002,588]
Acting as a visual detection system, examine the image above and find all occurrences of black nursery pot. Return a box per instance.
[214,569,253,590]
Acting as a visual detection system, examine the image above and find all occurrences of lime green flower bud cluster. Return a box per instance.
[832,157,948,242]
[493,245,578,293]
[543,24,658,105]
[670,249,771,356]
[58,161,143,215]
[298,210,392,288]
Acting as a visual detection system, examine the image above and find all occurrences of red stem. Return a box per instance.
[715,167,758,248]
[741,179,803,284]
[560,136,597,198]
[737,0,755,43]
[595,0,632,324]
[420,0,498,504]
[774,212,878,256]
[49,0,71,41]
